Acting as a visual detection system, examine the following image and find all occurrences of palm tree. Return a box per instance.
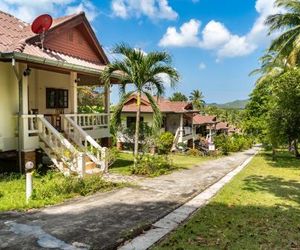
[249,52,289,83]
[101,44,179,164]
[189,90,205,110]
[169,92,188,102]
[265,0,300,65]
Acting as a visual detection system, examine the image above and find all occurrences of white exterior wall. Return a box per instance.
[28,69,74,114]
[0,62,18,151]
[121,113,154,128]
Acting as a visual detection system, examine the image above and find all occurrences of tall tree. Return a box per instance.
[269,69,300,157]
[265,0,300,65]
[189,89,205,110]
[169,92,188,102]
[101,44,179,165]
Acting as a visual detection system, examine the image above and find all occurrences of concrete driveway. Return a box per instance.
[0,148,258,250]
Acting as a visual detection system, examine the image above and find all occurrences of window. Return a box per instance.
[126,116,144,128]
[46,88,68,109]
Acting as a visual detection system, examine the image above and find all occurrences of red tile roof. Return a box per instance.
[193,114,217,125]
[0,11,104,71]
[216,122,229,130]
[122,94,194,113]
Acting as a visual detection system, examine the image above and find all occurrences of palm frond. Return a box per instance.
[144,91,162,133]
[111,91,135,132]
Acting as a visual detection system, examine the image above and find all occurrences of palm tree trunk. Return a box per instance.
[293,139,300,158]
[272,146,276,161]
[134,91,141,166]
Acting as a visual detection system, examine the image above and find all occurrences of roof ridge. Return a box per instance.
[0,10,29,26]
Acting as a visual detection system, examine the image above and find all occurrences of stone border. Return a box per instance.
[119,148,259,250]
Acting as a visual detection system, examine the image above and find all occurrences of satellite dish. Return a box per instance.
[31,14,53,50]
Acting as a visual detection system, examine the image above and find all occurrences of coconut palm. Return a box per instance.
[265,0,300,65]
[189,89,205,110]
[249,52,289,83]
[101,44,179,164]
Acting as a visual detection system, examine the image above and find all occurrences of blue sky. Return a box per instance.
[0,0,279,104]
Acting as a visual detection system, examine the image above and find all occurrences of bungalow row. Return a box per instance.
[118,94,238,152]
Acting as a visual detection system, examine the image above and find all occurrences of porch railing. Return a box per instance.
[64,113,109,130]
[21,114,43,136]
[61,115,108,171]
[37,116,86,176]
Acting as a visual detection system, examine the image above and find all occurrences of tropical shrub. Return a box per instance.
[131,155,175,177]
[186,148,204,157]
[214,134,231,155]
[31,172,119,200]
[106,147,120,167]
[214,134,254,155]
[78,105,104,114]
[156,132,174,154]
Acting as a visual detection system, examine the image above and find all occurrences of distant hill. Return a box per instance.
[208,99,249,109]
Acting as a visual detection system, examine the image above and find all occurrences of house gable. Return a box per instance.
[26,13,108,65]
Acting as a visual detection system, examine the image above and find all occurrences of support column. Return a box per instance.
[70,72,78,114]
[20,63,29,151]
[104,84,110,125]
[179,113,184,143]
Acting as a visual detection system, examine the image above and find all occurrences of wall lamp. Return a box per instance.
[23,67,31,77]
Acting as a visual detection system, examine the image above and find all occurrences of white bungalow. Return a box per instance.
[0,11,116,175]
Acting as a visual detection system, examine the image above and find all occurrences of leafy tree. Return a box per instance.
[169,92,188,102]
[189,89,205,110]
[269,69,300,157]
[101,44,179,165]
[265,0,300,65]
[242,78,272,142]
[78,86,103,107]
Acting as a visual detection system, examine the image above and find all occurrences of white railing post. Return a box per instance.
[77,152,86,178]
[101,147,109,172]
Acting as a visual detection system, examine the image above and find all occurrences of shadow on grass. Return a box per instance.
[261,151,300,169]
[156,202,300,250]
[110,158,133,170]
[243,175,300,205]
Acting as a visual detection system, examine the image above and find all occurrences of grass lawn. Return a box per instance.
[0,172,123,212]
[109,152,211,175]
[154,150,300,249]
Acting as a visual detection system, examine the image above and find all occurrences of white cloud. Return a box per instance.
[111,0,178,21]
[198,62,206,70]
[65,0,98,21]
[199,20,231,49]
[159,0,279,59]
[217,36,256,58]
[159,19,201,47]
[0,0,98,22]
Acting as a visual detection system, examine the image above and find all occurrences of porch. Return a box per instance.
[17,63,111,175]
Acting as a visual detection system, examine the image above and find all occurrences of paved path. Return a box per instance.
[0,148,258,250]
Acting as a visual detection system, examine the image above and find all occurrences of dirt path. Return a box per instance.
[0,148,258,250]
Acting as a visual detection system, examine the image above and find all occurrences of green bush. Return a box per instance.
[186,148,204,157]
[131,154,176,177]
[156,132,174,154]
[214,134,231,155]
[31,172,119,201]
[214,134,254,155]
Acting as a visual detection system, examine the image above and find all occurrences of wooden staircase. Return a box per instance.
[37,116,105,176]
[61,115,108,172]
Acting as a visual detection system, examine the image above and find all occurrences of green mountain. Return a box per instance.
[208,99,249,109]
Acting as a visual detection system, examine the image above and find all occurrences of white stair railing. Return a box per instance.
[37,117,86,176]
[171,128,181,152]
[61,115,108,171]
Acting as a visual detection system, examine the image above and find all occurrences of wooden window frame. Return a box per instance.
[46,88,69,109]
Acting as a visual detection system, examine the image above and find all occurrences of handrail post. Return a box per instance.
[77,152,86,178]
[101,147,109,172]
